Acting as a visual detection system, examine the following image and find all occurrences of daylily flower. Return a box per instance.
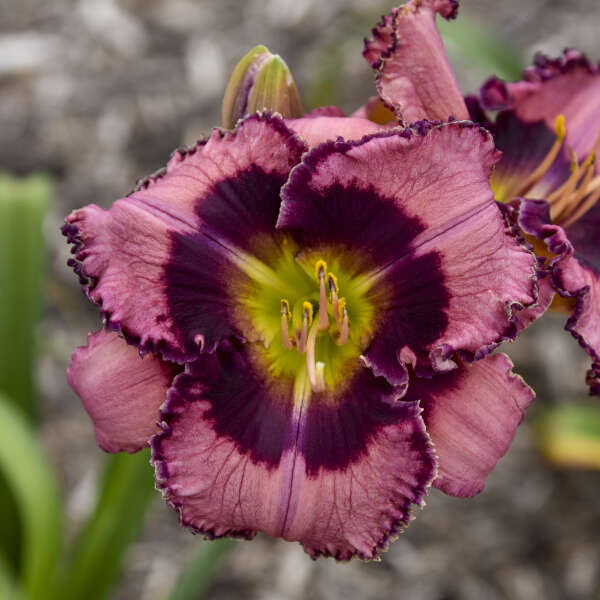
[472,51,600,394]
[63,14,537,559]
[363,1,600,394]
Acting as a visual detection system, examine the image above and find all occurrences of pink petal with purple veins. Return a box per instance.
[364,1,467,123]
[62,114,306,362]
[278,123,537,382]
[405,353,534,497]
[480,51,600,165]
[67,330,179,453]
[152,341,436,560]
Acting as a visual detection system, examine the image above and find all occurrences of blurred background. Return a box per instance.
[1,0,600,599]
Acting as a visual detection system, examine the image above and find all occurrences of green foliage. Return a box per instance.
[61,450,157,600]
[167,540,237,600]
[0,394,63,600]
[0,172,51,420]
[0,172,51,577]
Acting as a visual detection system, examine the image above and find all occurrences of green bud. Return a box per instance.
[221,45,303,129]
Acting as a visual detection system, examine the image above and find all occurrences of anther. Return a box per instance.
[315,260,329,331]
[280,299,294,350]
[328,273,340,326]
[516,114,566,197]
[297,301,313,353]
[335,298,349,346]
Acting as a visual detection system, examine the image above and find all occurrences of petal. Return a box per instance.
[487,111,571,203]
[507,197,600,393]
[278,123,537,381]
[152,341,436,560]
[63,114,306,362]
[480,51,600,161]
[67,330,179,453]
[285,116,384,147]
[363,1,468,123]
[405,353,534,497]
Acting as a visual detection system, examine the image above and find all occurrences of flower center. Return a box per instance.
[514,115,600,227]
[236,238,379,394]
[280,260,351,392]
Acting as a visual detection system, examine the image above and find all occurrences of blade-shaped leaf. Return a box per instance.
[0,172,51,420]
[0,172,51,571]
[167,539,237,600]
[0,394,63,600]
[61,449,156,600]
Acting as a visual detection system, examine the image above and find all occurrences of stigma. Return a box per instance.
[517,115,600,227]
[280,259,352,392]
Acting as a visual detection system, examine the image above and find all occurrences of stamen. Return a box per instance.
[335,298,349,346]
[296,301,313,353]
[315,260,329,330]
[280,299,294,350]
[306,319,325,392]
[328,273,340,326]
[516,114,566,197]
[550,151,597,223]
[548,149,583,221]
[562,175,600,228]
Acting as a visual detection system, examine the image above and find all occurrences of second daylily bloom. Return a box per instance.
[473,51,600,393]
[64,10,537,559]
[364,0,600,393]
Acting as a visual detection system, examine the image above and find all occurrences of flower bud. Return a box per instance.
[221,45,302,129]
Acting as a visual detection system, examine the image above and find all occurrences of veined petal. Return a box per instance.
[364,1,468,123]
[278,123,537,382]
[63,114,306,362]
[285,116,385,147]
[405,353,534,497]
[480,50,600,163]
[67,330,180,453]
[487,111,571,203]
[507,197,600,393]
[152,341,436,560]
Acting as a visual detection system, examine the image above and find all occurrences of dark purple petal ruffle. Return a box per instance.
[63,114,306,362]
[506,197,600,393]
[152,340,436,560]
[279,123,537,382]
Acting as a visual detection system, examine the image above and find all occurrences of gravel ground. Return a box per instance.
[3,0,600,598]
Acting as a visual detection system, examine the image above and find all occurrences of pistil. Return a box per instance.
[306,319,326,392]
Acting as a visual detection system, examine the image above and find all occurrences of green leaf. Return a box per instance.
[0,172,51,571]
[438,15,525,83]
[61,449,157,600]
[0,172,51,421]
[534,403,600,469]
[0,394,63,600]
[0,553,22,600]
[167,539,237,600]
